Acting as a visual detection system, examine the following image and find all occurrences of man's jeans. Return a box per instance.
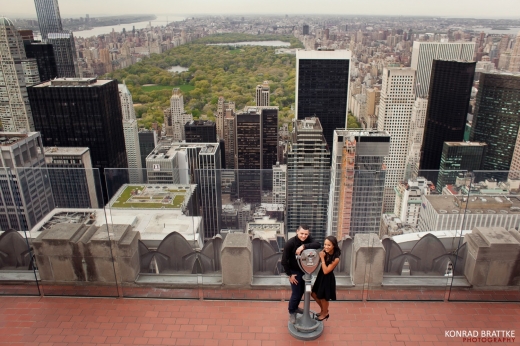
[288,270,305,314]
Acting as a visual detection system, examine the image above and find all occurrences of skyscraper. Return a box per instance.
[404,98,428,180]
[420,60,476,176]
[0,17,36,132]
[437,142,487,193]
[27,78,128,203]
[286,117,330,243]
[328,130,390,238]
[23,41,58,82]
[44,147,100,208]
[411,42,475,98]
[170,88,193,142]
[255,81,270,107]
[303,24,309,35]
[377,68,416,212]
[119,84,143,184]
[0,132,55,231]
[509,32,520,72]
[33,0,63,40]
[34,0,79,77]
[185,120,217,143]
[296,50,351,149]
[470,72,520,179]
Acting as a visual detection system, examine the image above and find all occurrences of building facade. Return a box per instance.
[170,88,193,142]
[255,81,270,107]
[420,60,476,175]
[0,132,55,231]
[23,41,58,82]
[185,120,217,143]
[405,98,428,180]
[437,142,487,193]
[328,129,390,238]
[470,72,520,179]
[286,118,330,243]
[296,50,351,149]
[377,68,416,212]
[44,147,99,208]
[0,17,35,132]
[27,78,128,203]
[411,42,475,98]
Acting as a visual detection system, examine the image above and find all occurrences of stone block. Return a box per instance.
[351,234,384,286]
[32,222,140,284]
[464,227,520,287]
[221,233,252,286]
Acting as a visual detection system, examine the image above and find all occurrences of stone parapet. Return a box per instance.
[221,233,252,286]
[464,227,520,287]
[351,233,385,286]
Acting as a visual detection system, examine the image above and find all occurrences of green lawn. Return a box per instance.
[141,84,195,93]
[228,49,242,54]
[111,185,187,209]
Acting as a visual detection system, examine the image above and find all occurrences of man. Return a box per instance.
[281,224,321,324]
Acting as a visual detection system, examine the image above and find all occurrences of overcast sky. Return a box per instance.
[2,0,520,19]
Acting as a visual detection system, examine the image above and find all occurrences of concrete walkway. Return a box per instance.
[0,297,519,345]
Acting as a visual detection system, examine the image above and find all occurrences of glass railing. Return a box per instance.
[0,167,518,302]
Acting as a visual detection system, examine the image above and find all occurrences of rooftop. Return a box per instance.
[32,78,112,87]
[425,194,520,214]
[44,147,89,155]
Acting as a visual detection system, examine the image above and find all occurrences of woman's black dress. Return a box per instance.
[311,251,340,301]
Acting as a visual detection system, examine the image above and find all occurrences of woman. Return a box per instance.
[311,236,341,321]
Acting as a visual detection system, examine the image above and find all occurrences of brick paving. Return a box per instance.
[1,296,519,345]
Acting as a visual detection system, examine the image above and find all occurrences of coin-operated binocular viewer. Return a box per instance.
[287,249,324,340]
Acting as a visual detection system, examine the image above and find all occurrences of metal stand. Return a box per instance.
[288,250,324,340]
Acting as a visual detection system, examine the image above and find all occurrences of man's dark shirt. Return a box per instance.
[281,235,321,276]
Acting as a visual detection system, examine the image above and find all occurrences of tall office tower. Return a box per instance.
[170,88,192,141]
[509,32,520,72]
[0,18,35,132]
[255,81,270,107]
[303,24,309,35]
[470,72,520,180]
[26,36,62,78]
[234,107,278,203]
[411,42,475,98]
[216,97,235,140]
[286,118,330,243]
[223,113,236,169]
[145,141,221,240]
[272,162,287,206]
[436,142,487,193]
[328,130,390,238]
[118,84,143,183]
[118,83,136,121]
[377,68,416,212]
[404,98,428,180]
[47,33,79,77]
[419,60,476,177]
[0,132,55,231]
[34,0,79,77]
[44,147,100,208]
[185,120,217,143]
[33,0,63,40]
[138,129,158,173]
[296,50,351,149]
[27,78,128,203]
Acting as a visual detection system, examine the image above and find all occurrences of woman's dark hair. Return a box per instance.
[325,236,341,257]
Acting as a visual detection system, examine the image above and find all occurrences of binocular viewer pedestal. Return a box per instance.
[287,249,324,340]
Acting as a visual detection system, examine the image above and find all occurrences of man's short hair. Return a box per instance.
[298,224,309,231]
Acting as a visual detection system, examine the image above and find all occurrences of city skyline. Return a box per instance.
[2,0,520,19]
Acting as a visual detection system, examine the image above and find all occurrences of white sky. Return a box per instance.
[2,0,520,19]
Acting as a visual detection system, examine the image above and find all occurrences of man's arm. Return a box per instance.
[304,235,321,250]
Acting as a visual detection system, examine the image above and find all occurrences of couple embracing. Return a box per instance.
[281,224,341,324]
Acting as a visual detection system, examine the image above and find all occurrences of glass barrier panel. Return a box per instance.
[448,170,520,302]
[366,169,469,301]
[19,167,119,297]
[105,168,201,299]
[0,167,40,296]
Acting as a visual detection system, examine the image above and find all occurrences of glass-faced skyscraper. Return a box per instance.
[420,60,476,176]
[286,117,330,243]
[470,72,520,179]
[296,50,351,149]
[34,0,79,77]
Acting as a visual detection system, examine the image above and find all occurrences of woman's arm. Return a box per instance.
[319,253,340,275]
